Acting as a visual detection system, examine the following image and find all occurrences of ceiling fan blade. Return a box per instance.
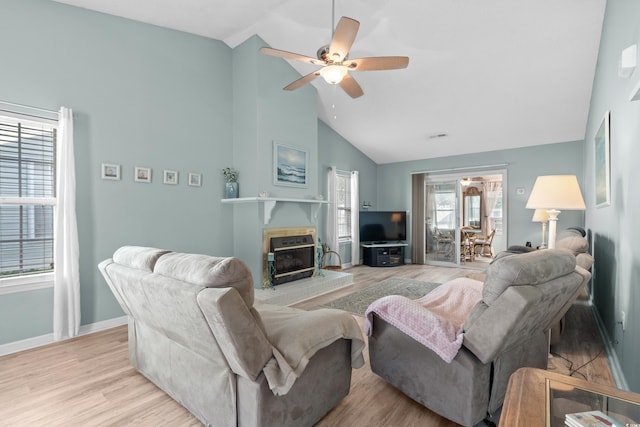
[259,47,324,66]
[328,17,360,62]
[339,73,364,98]
[284,71,321,91]
[345,56,410,71]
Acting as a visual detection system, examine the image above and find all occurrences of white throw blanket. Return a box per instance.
[257,302,365,396]
[365,277,483,363]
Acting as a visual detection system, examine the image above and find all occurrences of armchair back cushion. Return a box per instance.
[464,250,585,364]
[481,249,575,305]
[155,251,255,306]
[112,245,170,271]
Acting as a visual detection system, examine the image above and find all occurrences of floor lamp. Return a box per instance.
[532,209,550,249]
[526,175,586,249]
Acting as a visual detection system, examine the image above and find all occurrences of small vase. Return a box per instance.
[225,181,239,198]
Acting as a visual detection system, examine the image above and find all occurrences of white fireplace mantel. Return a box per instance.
[221,197,327,224]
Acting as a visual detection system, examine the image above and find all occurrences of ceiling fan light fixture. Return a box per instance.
[320,65,348,84]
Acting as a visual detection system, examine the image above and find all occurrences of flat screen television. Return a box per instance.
[359,211,407,243]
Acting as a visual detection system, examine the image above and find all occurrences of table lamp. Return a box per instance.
[526,175,586,249]
[531,209,550,248]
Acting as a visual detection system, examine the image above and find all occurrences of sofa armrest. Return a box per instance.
[257,302,365,396]
[197,287,273,381]
[98,258,132,316]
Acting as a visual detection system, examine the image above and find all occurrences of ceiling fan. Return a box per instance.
[260,15,409,98]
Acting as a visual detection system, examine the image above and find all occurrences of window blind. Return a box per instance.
[0,116,56,277]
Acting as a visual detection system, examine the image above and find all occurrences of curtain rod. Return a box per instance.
[328,166,351,175]
[411,163,508,175]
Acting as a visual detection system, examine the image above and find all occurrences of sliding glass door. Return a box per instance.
[425,179,460,266]
[419,169,507,267]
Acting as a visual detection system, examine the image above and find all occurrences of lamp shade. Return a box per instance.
[531,209,550,223]
[525,175,586,210]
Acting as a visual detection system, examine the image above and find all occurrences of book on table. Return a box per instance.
[565,410,625,427]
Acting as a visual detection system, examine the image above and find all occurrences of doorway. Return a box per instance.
[416,169,506,268]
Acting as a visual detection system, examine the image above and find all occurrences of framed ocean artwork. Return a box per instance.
[273,141,308,188]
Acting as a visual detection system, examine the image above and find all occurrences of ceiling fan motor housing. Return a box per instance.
[317,45,346,63]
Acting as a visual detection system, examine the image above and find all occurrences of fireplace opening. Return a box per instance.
[270,234,315,285]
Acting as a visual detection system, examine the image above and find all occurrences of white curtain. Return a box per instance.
[326,167,339,253]
[53,107,80,341]
[483,181,502,233]
[350,171,360,265]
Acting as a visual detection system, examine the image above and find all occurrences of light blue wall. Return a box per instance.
[3,4,632,388]
[317,120,378,264]
[583,0,640,391]
[0,0,233,344]
[376,141,586,258]
[231,35,319,287]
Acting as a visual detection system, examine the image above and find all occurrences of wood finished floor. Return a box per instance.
[0,264,613,426]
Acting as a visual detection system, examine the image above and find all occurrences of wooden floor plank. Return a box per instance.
[0,264,612,426]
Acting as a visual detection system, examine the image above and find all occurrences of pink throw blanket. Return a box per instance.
[365,277,483,363]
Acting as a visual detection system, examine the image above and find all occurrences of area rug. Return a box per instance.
[321,277,440,316]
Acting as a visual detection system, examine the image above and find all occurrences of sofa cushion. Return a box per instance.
[504,245,536,254]
[556,236,589,255]
[112,246,171,272]
[155,252,254,307]
[575,253,594,270]
[482,249,576,305]
[558,227,586,238]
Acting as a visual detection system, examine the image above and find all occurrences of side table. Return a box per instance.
[500,367,640,426]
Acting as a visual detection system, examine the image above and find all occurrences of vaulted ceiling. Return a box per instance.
[52,0,606,164]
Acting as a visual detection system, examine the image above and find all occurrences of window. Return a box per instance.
[490,189,504,235]
[434,188,456,230]
[336,172,351,240]
[0,114,56,285]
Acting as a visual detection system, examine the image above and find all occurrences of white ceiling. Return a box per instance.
[52,0,606,164]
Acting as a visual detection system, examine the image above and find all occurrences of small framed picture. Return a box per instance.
[101,163,121,180]
[188,172,202,187]
[135,167,152,183]
[163,170,178,185]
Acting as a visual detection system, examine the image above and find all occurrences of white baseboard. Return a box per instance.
[591,303,629,390]
[0,316,128,357]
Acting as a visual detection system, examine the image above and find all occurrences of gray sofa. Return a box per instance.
[367,249,591,426]
[550,227,594,346]
[99,246,365,427]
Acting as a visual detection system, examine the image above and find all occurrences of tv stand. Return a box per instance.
[361,243,407,267]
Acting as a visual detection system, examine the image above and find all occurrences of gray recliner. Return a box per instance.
[99,246,365,427]
[367,249,591,426]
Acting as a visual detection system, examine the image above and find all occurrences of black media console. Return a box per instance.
[361,243,407,267]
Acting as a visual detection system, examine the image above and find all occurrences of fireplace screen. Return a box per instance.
[270,234,315,285]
